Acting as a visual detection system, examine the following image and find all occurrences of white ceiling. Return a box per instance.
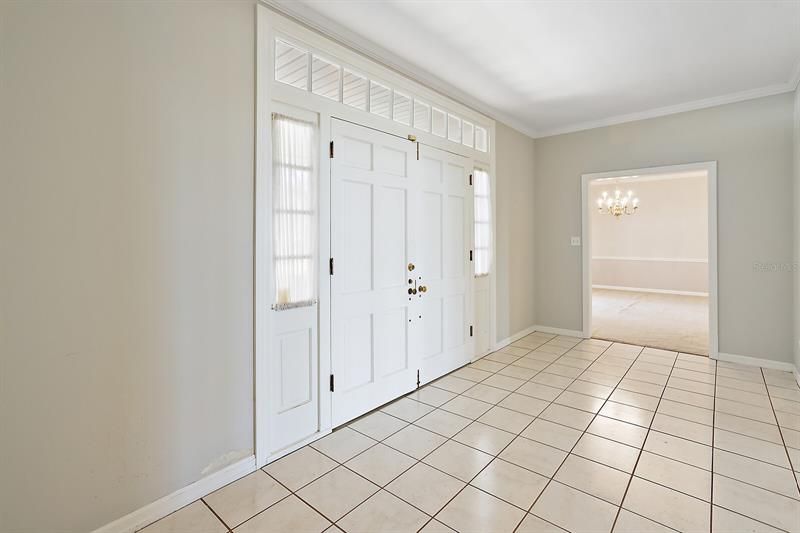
[274,0,800,137]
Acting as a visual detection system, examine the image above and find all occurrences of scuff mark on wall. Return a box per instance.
[201,448,252,477]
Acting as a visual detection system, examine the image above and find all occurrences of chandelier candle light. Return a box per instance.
[597,188,639,218]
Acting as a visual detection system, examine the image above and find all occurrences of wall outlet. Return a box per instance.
[570,236,581,246]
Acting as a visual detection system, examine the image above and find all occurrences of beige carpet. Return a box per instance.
[592,288,709,355]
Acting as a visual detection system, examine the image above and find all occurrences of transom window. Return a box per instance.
[273,38,489,153]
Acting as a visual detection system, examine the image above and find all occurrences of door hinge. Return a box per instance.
[469,250,473,261]
[469,173,473,186]
[416,142,419,160]
[416,369,420,388]
[330,374,335,392]
[329,257,334,275]
[470,325,473,337]
[329,140,334,159]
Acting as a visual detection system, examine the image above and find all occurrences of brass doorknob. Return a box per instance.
[419,286,427,293]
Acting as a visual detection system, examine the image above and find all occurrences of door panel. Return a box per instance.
[417,145,474,383]
[330,120,474,426]
[331,120,419,426]
[269,306,319,454]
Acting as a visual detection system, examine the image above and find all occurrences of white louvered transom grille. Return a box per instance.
[393,92,411,126]
[370,81,391,118]
[343,69,368,110]
[312,55,340,101]
[273,38,489,153]
[275,39,309,89]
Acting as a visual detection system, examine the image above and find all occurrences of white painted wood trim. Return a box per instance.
[536,84,796,138]
[591,256,708,263]
[92,455,256,533]
[254,3,271,468]
[592,285,709,297]
[256,6,497,464]
[263,0,800,140]
[533,325,587,339]
[259,0,536,139]
[582,162,719,357]
[715,352,797,373]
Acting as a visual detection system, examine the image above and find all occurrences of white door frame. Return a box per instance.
[255,5,497,466]
[580,161,719,358]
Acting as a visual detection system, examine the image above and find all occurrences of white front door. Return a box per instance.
[417,145,474,384]
[330,120,475,425]
[330,119,421,426]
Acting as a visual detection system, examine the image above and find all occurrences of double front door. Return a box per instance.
[330,119,474,426]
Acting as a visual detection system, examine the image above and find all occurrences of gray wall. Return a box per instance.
[0,2,539,531]
[0,1,256,531]
[495,122,537,341]
[535,93,795,363]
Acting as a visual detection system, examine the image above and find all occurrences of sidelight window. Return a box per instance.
[272,113,318,309]
[473,168,492,277]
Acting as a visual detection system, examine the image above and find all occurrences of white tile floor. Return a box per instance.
[141,332,800,533]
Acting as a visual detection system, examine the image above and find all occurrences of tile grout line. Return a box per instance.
[608,347,681,532]
[410,335,605,531]
[154,335,799,533]
[414,335,593,531]
[511,343,649,532]
[709,351,718,532]
[324,333,565,529]
[200,498,234,532]
[759,368,800,495]
[215,348,780,531]
[406,337,558,531]
[216,339,718,531]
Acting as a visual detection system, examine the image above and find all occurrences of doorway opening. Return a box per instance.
[581,163,718,357]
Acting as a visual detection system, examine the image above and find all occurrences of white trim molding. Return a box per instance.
[592,284,709,297]
[582,161,719,358]
[533,325,587,339]
[536,83,797,138]
[715,352,797,373]
[260,2,800,140]
[259,0,537,139]
[592,256,708,264]
[93,455,256,533]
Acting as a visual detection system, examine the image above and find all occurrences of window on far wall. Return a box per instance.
[271,113,318,309]
[473,168,492,277]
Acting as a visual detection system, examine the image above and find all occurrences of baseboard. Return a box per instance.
[592,285,708,297]
[533,325,587,338]
[93,455,257,533]
[715,352,797,372]
[493,324,538,351]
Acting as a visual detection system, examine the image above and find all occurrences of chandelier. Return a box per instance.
[597,189,639,217]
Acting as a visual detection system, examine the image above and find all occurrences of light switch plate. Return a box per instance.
[570,236,581,246]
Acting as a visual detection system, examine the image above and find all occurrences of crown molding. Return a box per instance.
[260,0,799,142]
[260,0,540,139]
[534,82,797,138]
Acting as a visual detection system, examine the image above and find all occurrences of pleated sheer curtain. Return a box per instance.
[272,113,318,309]
[473,168,492,277]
